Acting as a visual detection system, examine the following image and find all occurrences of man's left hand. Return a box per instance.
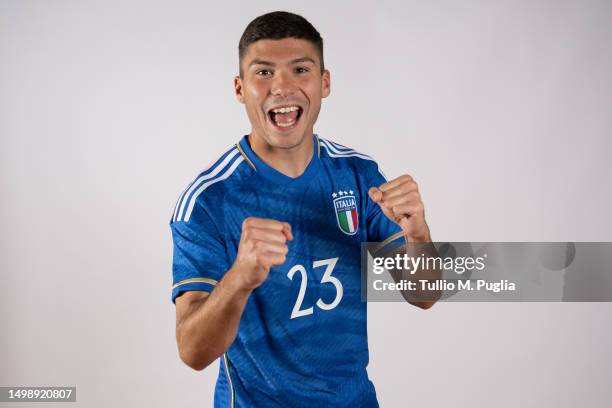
[368,174,431,243]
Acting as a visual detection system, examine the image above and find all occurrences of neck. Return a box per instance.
[248,133,315,178]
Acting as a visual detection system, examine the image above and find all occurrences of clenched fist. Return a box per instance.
[230,217,293,290]
[368,174,431,243]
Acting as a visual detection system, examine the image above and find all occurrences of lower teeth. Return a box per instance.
[271,109,300,128]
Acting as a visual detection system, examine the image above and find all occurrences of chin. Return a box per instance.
[267,129,309,150]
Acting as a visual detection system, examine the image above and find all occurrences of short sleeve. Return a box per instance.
[170,206,229,303]
[364,161,405,245]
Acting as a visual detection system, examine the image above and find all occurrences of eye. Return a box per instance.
[294,66,309,74]
[256,69,272,76]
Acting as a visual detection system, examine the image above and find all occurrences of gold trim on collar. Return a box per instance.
[172,277,218,289]
[236,143,256,170]
[237,136,318,169]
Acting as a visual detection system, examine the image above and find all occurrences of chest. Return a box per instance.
[222,176,367,260]
[218,176,369,321]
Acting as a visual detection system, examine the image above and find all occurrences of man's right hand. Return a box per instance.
[229,217,293,291]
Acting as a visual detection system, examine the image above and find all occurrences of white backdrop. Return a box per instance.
[1,1,611,407]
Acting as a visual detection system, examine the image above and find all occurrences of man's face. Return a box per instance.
[235,38,330,150]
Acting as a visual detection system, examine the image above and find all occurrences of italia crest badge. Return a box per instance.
[332,190,358,235]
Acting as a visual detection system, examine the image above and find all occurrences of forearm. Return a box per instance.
[176,267,252,370]
[386,234,442,308]
[402,239,442,308]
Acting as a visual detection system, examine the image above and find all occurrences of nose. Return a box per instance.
[270,70,297,98]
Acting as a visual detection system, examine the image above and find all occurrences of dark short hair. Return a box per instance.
[238,11,324,77]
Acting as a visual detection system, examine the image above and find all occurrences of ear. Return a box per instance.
[234,75,245,104]
[321,69,331,98]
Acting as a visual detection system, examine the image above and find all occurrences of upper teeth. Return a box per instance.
[272,106,299,114]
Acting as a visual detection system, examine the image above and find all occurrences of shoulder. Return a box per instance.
[170,144,253,224]
[318,136,386,178]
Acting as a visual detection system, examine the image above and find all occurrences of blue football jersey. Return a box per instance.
[170,135,404,408]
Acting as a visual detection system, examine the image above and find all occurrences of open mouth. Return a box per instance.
[267,105,303,131]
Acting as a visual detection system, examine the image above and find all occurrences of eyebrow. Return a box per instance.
[290,57,316,65]
[248,56,317,68]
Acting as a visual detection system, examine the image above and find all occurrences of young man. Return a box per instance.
[170,11,436,408]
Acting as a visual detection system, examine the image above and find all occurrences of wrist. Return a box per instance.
[223,265,258,294]
[404,226,432,243]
